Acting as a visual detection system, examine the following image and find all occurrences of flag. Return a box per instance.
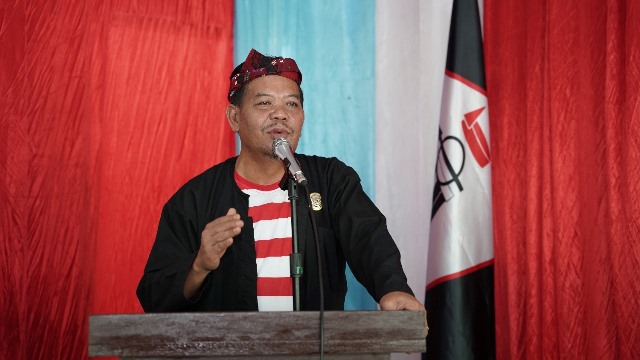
[424,0,495,358]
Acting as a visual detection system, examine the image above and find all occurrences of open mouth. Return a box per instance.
[266,128,291,139]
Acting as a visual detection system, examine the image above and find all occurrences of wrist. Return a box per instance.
[191,256,210,275]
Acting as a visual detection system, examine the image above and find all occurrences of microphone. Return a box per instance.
[272,138,308,186]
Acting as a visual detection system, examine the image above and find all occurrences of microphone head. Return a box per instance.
[272,137,307,186]
[272,138,291,160]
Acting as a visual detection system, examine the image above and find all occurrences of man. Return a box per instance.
[137,49,427,328]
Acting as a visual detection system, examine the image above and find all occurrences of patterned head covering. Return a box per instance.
[228,49,302,101]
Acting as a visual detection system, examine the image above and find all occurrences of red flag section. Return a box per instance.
[462,107,490,168]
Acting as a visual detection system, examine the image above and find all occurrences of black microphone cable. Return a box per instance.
[298,183,324,360]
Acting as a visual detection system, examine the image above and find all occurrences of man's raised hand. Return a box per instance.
[193,208,244,273]
[184,208,244,299]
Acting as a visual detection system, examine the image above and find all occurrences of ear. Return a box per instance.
[226,104,240,132]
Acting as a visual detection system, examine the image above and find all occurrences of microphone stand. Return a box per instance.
[284,169,325,358]
[287,176,304,311]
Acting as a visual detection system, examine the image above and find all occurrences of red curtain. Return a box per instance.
[485,0,640,359]
[0,1,234,359]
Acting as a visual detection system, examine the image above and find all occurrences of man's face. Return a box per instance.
[228,75,304,159]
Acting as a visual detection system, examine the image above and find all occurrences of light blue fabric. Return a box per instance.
[234,0,377,310]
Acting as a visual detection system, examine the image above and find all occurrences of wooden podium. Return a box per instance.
[89,311,426,359]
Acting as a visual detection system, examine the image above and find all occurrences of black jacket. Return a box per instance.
[136,155,412,312]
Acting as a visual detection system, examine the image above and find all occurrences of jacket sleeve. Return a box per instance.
[326,159,414,302]
[136,201,209,312]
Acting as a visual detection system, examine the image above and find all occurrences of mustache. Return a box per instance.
[262,123,294,134]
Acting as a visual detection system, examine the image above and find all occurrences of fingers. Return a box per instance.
[380,291,429,337]
[202,209,244,244]
[195,208,245,272]
[380,291,418,310]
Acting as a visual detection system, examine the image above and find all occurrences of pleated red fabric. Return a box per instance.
[485,0,640,358]
[0,1,234,359]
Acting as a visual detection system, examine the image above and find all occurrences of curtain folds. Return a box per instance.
[485,0,640,358]
[0,1,234,358]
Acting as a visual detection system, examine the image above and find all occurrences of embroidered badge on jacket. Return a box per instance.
[310,192,322,211]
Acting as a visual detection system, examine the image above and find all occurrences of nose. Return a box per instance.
[270,102,288,121]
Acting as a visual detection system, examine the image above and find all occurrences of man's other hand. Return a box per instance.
[380,291,429,336]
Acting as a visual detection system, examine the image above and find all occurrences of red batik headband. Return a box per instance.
[228,49,302,101]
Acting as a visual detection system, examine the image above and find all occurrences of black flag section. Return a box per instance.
[423,266,495,359]
[445,0,486,90]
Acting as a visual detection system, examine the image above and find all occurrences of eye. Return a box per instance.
[287,101,300,107]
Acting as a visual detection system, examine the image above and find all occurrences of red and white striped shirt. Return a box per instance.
[235,171,293,311]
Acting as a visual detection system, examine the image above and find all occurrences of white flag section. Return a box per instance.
[427,74,493,288]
